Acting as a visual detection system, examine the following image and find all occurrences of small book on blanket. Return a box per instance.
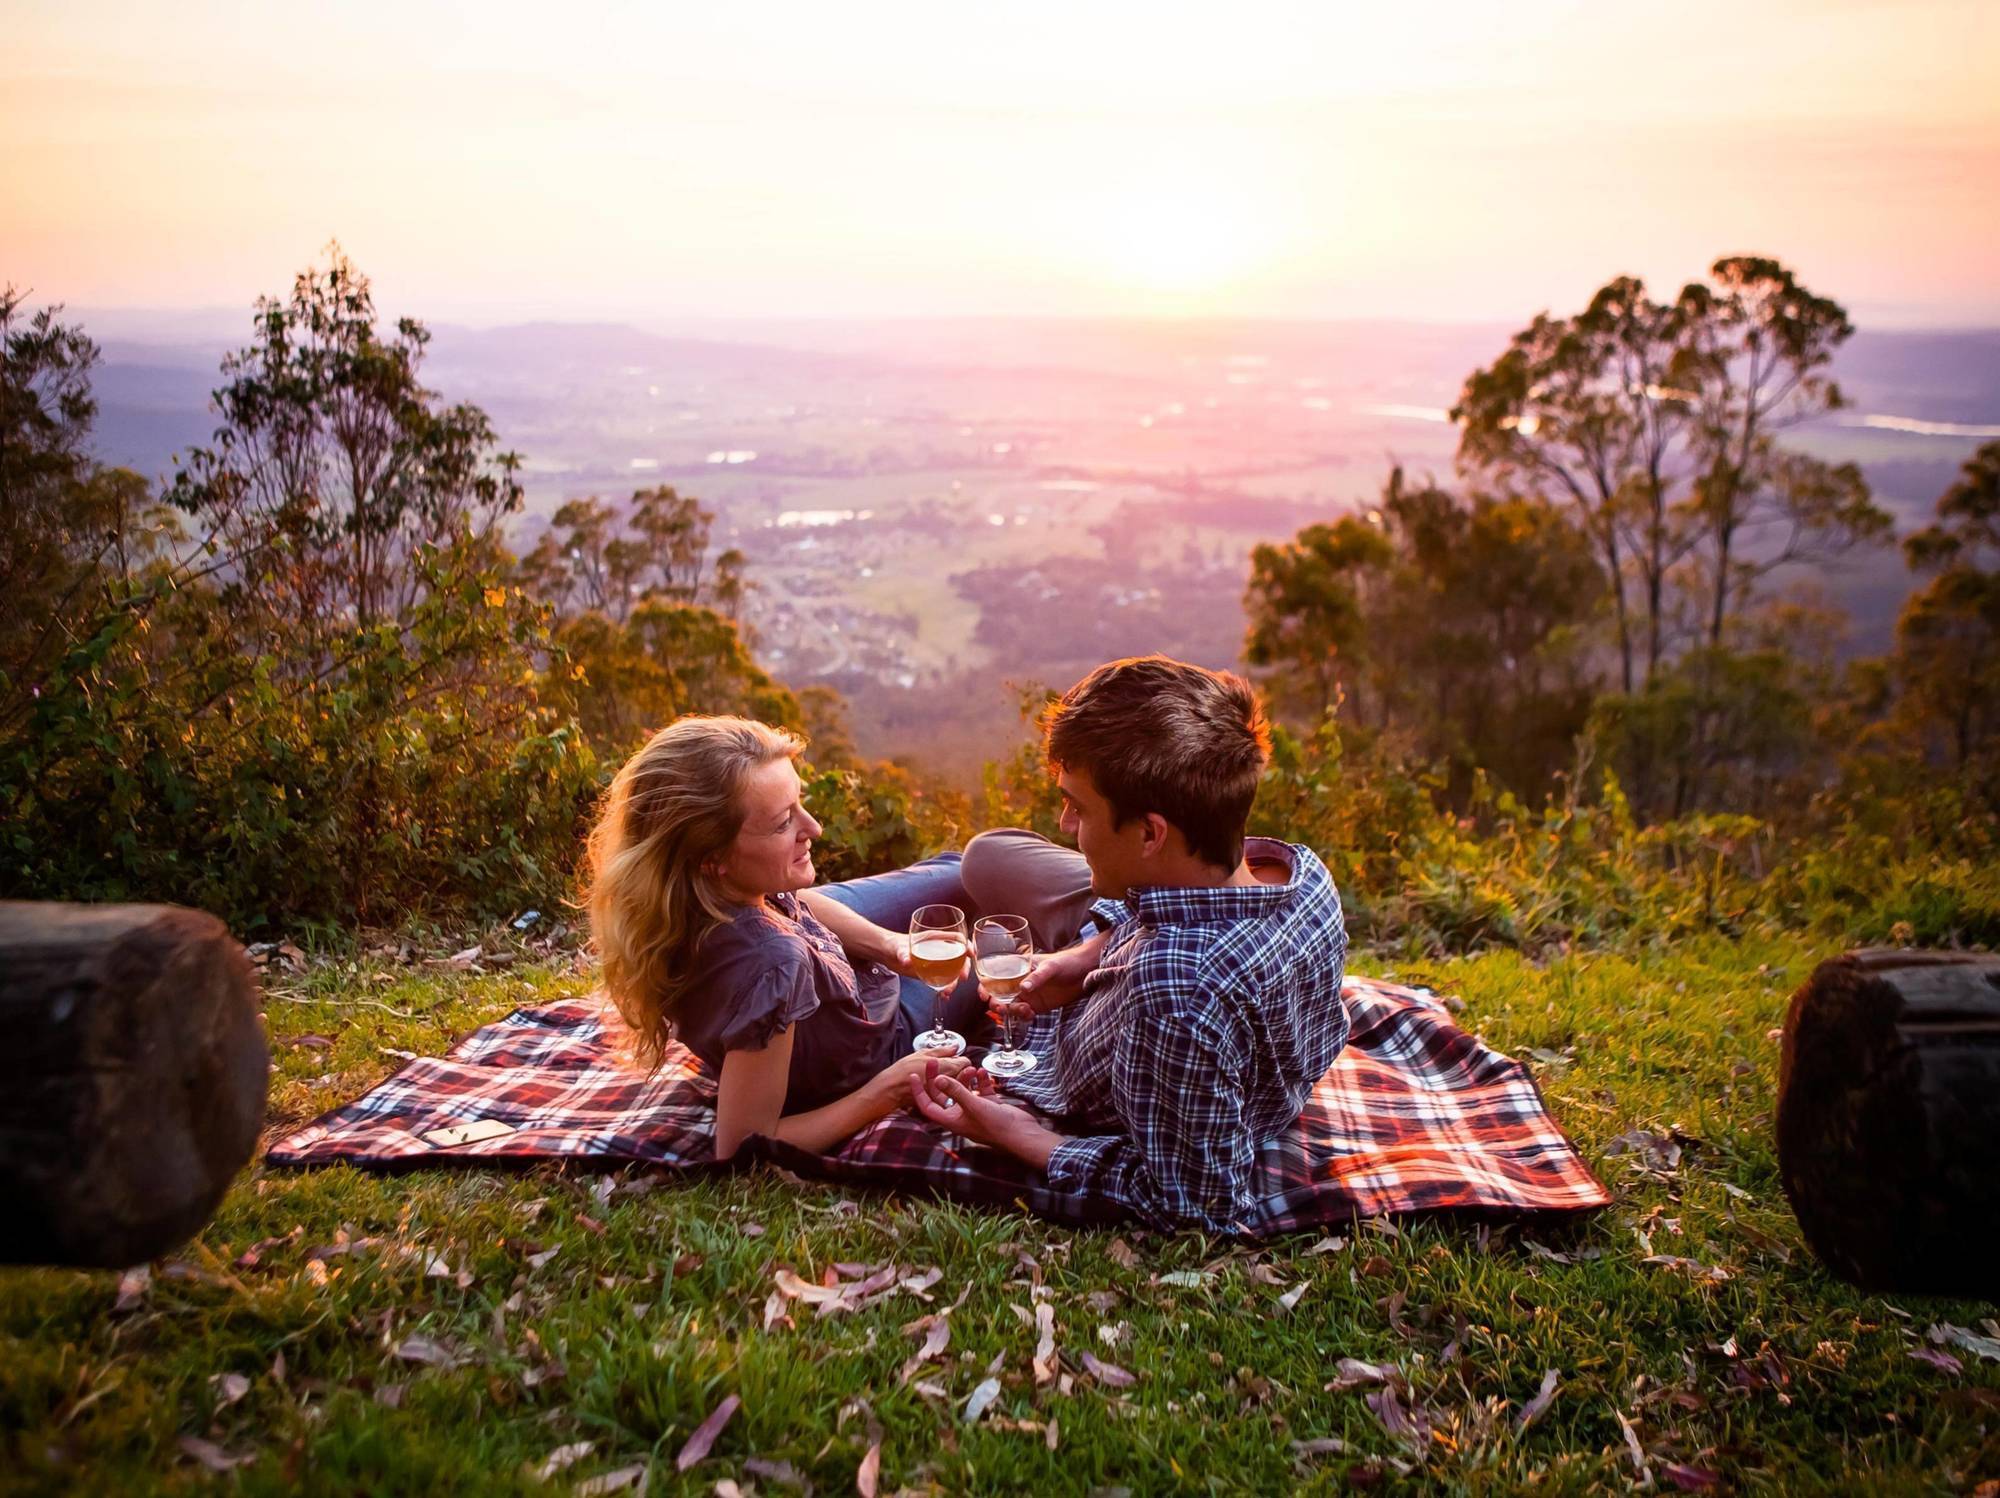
[267,976,1610,1234]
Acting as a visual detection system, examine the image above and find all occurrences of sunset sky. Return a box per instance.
[5,0,1997,327]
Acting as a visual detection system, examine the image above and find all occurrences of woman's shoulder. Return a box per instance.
[700,902,813,968]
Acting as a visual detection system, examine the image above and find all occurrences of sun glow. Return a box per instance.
[1079,178,1275,306]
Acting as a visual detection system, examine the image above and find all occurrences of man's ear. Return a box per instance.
[1138,812,1173,857]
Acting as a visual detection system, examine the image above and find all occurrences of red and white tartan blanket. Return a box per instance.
[268,976,1611,1234]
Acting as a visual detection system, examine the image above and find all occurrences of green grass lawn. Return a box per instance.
[4,934,1998,1495]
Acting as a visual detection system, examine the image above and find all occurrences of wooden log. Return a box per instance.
[1776,947,2000,1298]
[0,902,268,1269]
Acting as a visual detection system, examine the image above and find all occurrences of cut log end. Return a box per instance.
[0,902,269,1269]
[1777,947,2000,1298]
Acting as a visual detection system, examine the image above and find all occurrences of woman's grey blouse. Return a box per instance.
[673,891,902,1113]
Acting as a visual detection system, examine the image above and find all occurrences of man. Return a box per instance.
[910,654,1349,1233]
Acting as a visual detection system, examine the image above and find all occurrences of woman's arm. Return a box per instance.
[713,1029,972,1160]
[797,889,907,971]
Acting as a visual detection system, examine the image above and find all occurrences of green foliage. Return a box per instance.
[1244,473,1604,801]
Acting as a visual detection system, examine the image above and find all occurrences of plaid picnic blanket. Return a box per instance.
[267,976,1611,1234]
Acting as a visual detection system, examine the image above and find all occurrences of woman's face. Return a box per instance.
[715,757,821,903]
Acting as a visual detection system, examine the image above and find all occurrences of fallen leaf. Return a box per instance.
[1046,1416,1059,1451]
[1522,1239,1603,1265]
[1155,1270,1211,1289]
[392,1334,465,1369]
[209,1372,251,1410]
[962,1377,1003,1424]
[1662,1462,1724,1491]
[113,1266,150,1314]
[774,1269,848,1306]
[676,1394,740,1471]
[1304,1236,1347,1256]
[740,1222,766,1239]
[1324,1358,1393,1393]
[1929,1322,2000,1363]
[1364,1383,1432,1449]
[527,1245,562,1270]
[446,944,482,966]
[742,1457,808,1489]
[762,1292,787,1332]
[714,1483,745,1498]
[576,1214,606,1236]
[1909,1346,1963,1375]
[900,1315,951,1383]
[1641,1255,1733,1282]
[1246,1261,1286,1286]
[1615,1411,1649,1477]
[1107,1238,1138,1269]
[290,1034,333,1050]
[178,1435,255,1472]
[1084,1289,1121,1314]
[857,1439,881,1497]
[530,1441,596,1481]
[575,1463,648,1496]
[1278,1282,1310,1313]
[1514,1368,1559,1433]
[1357,1255,1393,1279]
[1078,1352,1136,1389]
[1032,1302,1058,1385]
[1290,1437,1348,1461]
[373,1383,406,1408]
[1605,1129,1682,1172]
[899,1266,943,1299]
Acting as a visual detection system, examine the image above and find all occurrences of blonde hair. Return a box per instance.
[585,715,806,1071]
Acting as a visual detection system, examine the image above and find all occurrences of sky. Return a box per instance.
[5,0,1998,328]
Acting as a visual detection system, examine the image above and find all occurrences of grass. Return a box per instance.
[4,932,1998,1495]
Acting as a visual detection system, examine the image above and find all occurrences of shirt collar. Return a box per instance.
[1121,837,1306,926]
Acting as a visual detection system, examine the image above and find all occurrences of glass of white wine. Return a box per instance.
[908,903,969,1056]
[974,914,1037,1078]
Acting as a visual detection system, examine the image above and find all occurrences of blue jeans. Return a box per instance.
[814,853,993,1051]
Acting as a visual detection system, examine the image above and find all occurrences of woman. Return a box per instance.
[586,715,990,1159]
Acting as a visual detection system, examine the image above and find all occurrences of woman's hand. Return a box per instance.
[866,1050,974,1114]
[908,1059,1066,1167]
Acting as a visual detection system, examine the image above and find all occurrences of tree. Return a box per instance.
[1243,515,1394,722]
[1890,440,2000,789]
[1681,257,1890,647]
[1244,473,1605,801]
[1454,258,1890,690]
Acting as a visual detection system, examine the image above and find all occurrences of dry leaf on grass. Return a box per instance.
[676,1394,740,1471]
[739,1222,766,1239]
[1290,1437,1347,1461]
[856,1439,881,1497]
[1514,1368,1560,1433]
[742,1457,808,1490]
[1661,1461,1724,1491]
[1078,1352,1136,1389]
[1305,1236,1347,1256]
[392,1334,467,1369]
[178,1435,255,1472]
[1323,1358,1393,1392]
[528,1441,596,1481]
[1155,1270,1211,1289]
[1032,1302,1058,1385]
[209,1372,251,1410]
[1908,1345,1963,1375]
[575,1463,648,1496]
[899,1315,951,1383]
[1930,1323,2000,1363]
[113,1266,150,1314]
[962,1377,1003,1424]
[1107,1238,1138,1269]
[1278,1282,1310,1313]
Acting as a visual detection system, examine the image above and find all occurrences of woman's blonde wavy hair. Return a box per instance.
[585,714,806,1072]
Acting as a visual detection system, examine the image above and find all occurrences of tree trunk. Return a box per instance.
[0,902,269,1268]
[1776,947,2000,1297]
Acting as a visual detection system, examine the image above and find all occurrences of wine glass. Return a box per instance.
[974,914,1037,1078]
[908,903,969,1056]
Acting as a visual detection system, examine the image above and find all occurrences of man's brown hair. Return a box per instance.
[1044,655,1271,870]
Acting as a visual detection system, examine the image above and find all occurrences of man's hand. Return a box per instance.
[1013,927,1109,1015]
[909,1060,1066,1169]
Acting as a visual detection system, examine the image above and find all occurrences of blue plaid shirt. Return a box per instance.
[1007,837,1349,1233]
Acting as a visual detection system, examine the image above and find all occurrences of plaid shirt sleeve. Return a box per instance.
[1042,988,1253,1234]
